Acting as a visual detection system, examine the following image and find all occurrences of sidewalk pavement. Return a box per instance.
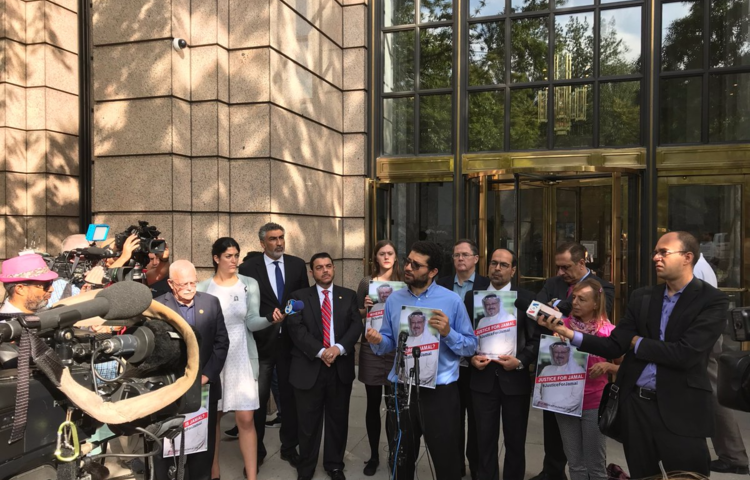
[213,377,750,480]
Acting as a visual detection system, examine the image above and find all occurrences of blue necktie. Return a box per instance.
[273,261,284,305]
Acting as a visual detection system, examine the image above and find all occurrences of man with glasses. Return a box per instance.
[436,239,489,480]
[366,241,477,480]
[539,232,728,476]
[155,260,229,480]
[466,248,539,480]
[0,253,58,315]
[532,242,614,480]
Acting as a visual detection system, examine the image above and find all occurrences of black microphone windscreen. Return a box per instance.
[293,300,304,312]
[514,297,531,313]
[398,330,409,344]
[97,281,153,319]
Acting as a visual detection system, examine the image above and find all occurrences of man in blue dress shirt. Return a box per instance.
[366,241,477,480]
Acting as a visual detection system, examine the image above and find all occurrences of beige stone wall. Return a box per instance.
[0,0,80,258]
[91,0,367,288]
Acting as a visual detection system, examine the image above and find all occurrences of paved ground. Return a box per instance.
[105,371,750,480]
[210,376,750,480]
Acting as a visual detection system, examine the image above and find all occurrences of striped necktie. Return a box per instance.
[322,289,331,348]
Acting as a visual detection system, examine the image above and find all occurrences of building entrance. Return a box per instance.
[467,168,642,320]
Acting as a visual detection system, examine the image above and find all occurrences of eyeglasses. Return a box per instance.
[557,264,576,272]
[651,249,687,259]
[403,258,428,270]
[489,261,512,269]
[22,281,54,291]
[452,253,477,259]
[170,280,197,290]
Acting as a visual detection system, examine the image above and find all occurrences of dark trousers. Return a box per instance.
[472,382,530,480]
[294,366,352,478]
[364,384,393,461]
[623,393,710,478]
[255,349,298,458]
[153,387,219,480]
[393,382,462,480]
[542,409,568,477]
[458,366,478,477]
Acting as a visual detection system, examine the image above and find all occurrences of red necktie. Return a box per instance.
[322,290,331,348]
[567,284,574,298]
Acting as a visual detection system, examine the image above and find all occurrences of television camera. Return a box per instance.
[717,307,750,412]
[0,281,200,480]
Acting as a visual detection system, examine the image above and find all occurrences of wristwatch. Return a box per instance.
[515,361,525,371]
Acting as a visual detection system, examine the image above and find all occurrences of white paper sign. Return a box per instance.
[532,335,588,417]
[163,385,210,457]
[398,306,441,389]
[472,290,518,358]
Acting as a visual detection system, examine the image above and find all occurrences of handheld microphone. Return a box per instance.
[284,300,305,315]
[411,346,421,358]
[525,300,564,326]
[100,325,156,364]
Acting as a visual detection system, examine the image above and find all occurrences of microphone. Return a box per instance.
[284,299,305,315]
[100,325,156,364]
[395,330,409,369]
[34,281,153,332]
[411,346,421,358]
[522,299,564,326]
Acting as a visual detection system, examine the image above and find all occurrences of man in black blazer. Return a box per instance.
[468,249,539,480]
[533,242,615,480]
[436,239,488,480]
[237,222,310,467]
[287,253,363,480]
[539,232,728,477]
[154,260,229,480]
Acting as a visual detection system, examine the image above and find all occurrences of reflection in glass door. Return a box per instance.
[659,176,748,351]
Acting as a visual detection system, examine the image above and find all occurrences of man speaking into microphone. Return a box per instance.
[155,260,229,480]
[366,241,476,480]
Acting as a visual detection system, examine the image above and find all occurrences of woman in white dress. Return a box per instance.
[197,237,277,480]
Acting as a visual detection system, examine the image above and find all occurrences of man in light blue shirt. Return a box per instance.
[366,241,476,480]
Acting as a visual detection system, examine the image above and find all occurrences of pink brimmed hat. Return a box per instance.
[0,254,58,283]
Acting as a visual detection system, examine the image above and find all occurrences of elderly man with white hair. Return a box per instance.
[154,260,229,480]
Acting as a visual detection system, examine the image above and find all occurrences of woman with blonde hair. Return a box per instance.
[555,278,621,480]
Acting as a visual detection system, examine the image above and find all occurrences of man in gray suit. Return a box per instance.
[155,260,229,480]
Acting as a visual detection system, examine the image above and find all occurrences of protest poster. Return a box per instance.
[398,306,441,389]
[163,385,210,457]
[532,335,588,417]
[367,280,406,332]
[472,290,518,357]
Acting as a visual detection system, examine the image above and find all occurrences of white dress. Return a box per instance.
[207,279,260,412]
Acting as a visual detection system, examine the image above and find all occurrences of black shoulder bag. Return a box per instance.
[598,288,651,442]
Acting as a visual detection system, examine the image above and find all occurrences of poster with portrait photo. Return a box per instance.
[366,280,406,332]
[398,306,441,389]
[532,335,588,417]
[472,290,518,357]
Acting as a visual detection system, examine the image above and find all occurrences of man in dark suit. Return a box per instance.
[154,260,229,480]
[468,249,539,480]
[237,222,310,467]
[533,242,615,480]
[286,253,363,480]
[437,239,488,480]
[539,231,728,477]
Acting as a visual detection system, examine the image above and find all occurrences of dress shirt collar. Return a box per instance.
[407,279,439,299]
[664,277,691,299]
[0,301,24,314]
[316,283,333,298]
[454,272,476,287]
[264,253,284,266]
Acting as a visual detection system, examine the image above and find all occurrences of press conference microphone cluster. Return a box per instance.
[395,330,409,370]
[516,298,565,326]
[0,281,153,343]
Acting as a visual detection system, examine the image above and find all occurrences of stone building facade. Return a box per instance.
[1,0,369,287]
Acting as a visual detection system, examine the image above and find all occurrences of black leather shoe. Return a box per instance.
[711,459,750,474]
[530,472,567,480]
[363,458,378,476]
[280,450,302,467]
[327,469,346,480]
[224,425,238,438]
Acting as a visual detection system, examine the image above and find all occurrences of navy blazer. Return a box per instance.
[536,272,615,317]
[155,291,229,398]
[238,253,310,357]
[437,273,491,302]
[286,285,363,390]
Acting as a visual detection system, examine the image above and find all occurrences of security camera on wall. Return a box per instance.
[172,38,188,51]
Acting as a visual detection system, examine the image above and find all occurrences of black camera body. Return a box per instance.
[114,221,165,264]
[48,247,119,287]
[718,307,750,412]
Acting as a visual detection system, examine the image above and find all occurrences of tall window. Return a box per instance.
[466,0,644,151]
[382,0,455,155]
[659,0,750,144]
